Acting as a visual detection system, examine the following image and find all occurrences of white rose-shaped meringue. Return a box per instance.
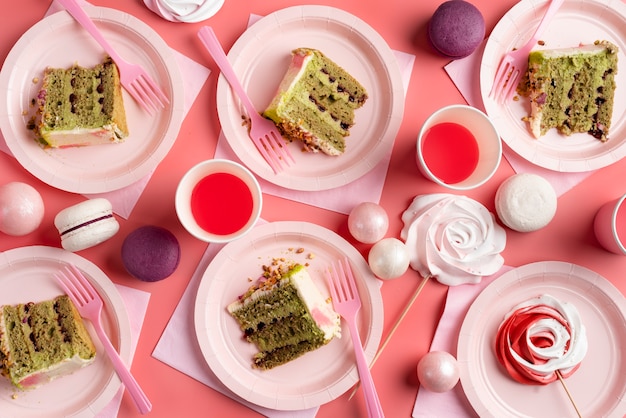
[143,0,224,23]
[400,194,506,286]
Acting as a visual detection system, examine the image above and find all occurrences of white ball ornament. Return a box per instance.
[417,351,460,393]
[368,237,410,280]
[0,182,45,236]
[348,202,389,244]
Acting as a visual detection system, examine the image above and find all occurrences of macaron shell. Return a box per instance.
[61,218,120,252]
[121,225,181,282]
[495,173,557,232]
[428,0,485,58]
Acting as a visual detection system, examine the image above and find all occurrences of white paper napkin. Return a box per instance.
[443,41,593,197]
[214,15,415,215]
[0,1,211,219]
[412,266,512,418]
[98,284,151,417]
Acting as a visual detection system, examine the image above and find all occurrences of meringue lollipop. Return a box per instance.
[495,294,585,417]
[350,193,506,398]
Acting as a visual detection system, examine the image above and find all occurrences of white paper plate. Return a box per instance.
[458,261,626,417]
[0,246,131,418]
[481,0,626,172]
[0,6,185,193]
[194,221,384,410]
[216,5,405,191]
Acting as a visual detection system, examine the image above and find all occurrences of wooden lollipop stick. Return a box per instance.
[556,370,583,418]
[348,275,431,400]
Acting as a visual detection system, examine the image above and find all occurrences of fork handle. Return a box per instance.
[197,26,258,116]
[348,321,385,418]
[93,323,152,414]
[56,0,125,64]
[528,0,566,44]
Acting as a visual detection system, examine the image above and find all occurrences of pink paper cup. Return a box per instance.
[593,193,626,255]
[416,105,501,190]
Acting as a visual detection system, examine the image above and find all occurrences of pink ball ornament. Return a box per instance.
[417,351,460,393]
[348,202,389,244]
[368,238,410,280]
[0,182,45,236]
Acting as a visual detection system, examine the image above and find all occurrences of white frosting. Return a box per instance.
[400,194,506,286]
[501,294,587,382]
[290,269,341,340]
[228,266,341,341]
[18,354,95,388]
[43,125,125,148]
[143,0,224,23]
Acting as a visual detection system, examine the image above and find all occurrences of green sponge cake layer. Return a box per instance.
[228,263,341,370]
[263,48,368,156]
[36,57,129,148]
[0,295,96,389]
[524,40,618,141]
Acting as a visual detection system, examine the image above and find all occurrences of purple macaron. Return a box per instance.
[121,225,181,282]
[428,1,485,59]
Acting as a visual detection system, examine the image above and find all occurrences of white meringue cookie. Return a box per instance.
[495,173,557,232]
[143,0,224,23]
[400,194,506,286]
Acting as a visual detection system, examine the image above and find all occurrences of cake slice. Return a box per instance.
[522,40,618,141]
[227,262,341,370]
[262,48,368,156]
[35,57,129,148]
[0,295,96,389]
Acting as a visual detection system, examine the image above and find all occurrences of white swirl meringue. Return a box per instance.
[143,0,224,23]
[400,194,506,286]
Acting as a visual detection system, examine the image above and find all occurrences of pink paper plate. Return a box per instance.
[458,261,626,417]
[215,5,405,191]
[193,221,383,410]
[0,246,131,418]
[481,0,626,172]
[0,6,185,194]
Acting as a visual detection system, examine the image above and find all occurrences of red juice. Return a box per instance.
[191,172,253,236]
[421,122,479,184]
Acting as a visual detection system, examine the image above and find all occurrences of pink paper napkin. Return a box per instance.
[214,15,415,215]
[412,266,513,418]
[0,1,211,219]
[98,284,151,417]
[444,41,593,197]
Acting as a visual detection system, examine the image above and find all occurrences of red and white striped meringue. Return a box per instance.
[495,294,588,385]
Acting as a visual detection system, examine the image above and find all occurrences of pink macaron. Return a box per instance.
[428,0,485,59]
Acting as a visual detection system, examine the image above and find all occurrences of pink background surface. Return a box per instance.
[2,0,626,417]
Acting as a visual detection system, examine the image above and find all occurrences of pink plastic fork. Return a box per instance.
[197,26,294,174]
[55,264,152,415]
[56,0,169,114]
[489,0,565,103]
[327,258,384,418]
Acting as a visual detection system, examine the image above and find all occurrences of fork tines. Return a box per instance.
[55,264,95,305]
[490,62,521,104]
[260,133,294,174]
[328,258,359,304]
